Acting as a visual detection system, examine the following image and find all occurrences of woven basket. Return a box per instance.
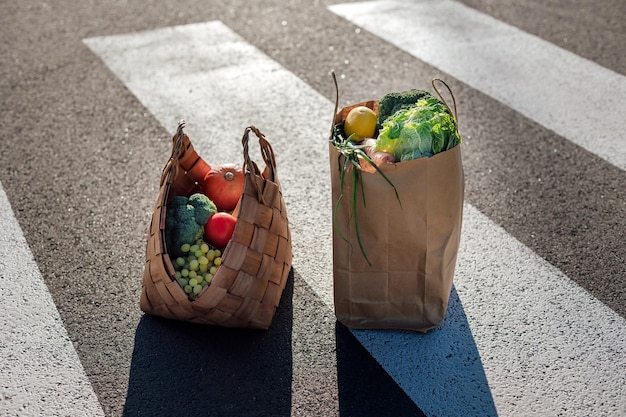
[140,121,292,329]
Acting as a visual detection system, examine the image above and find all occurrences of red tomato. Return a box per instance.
[204,212,237,249]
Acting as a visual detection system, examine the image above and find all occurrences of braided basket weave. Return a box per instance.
[140,121,292,329]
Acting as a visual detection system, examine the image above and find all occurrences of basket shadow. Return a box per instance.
[123,269,294,417]
[340,286,498,416]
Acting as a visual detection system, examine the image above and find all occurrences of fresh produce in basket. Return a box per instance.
[201,164,245,212]
[142,122,292,327]
[165,193,217,258]
[204,212,237,249]
[172,238,223,300]
[165,165,241,297]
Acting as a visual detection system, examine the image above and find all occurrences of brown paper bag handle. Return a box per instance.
[431,78,459,128]
[241,126,278,204]
[330,71,340,135]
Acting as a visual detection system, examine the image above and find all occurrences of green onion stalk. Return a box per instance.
[330,122,400,266]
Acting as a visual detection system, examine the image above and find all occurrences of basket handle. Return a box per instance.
[160,120,187,186]
[242,126,278,202]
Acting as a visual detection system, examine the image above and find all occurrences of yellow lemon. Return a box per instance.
[344,106,377,142]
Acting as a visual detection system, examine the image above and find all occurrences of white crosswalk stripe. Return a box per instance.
[83,19,626,417]
[0,183,105,417]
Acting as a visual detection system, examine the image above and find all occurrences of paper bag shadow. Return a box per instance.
[123,270,294,417]
[336,286,498,416]
[334,322,427,416]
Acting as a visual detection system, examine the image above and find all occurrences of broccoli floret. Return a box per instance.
[176,204,196,223]
[165,198,198,257]
[173,221,203,250]
[164,193,219,257]
[377,89,432,124]
[188,193,217,225]
[168,195,189,209]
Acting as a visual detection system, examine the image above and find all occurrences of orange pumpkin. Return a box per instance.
[201,164,244,212]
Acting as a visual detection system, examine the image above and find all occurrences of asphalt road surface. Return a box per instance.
[1,0,625,416]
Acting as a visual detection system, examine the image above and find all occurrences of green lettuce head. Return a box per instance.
[375,95,461,161]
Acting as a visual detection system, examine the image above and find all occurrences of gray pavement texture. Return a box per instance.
[1,0,625,416]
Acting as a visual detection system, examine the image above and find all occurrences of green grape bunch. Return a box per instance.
[172,239,222,299]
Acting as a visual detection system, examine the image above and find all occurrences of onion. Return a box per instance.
[360,138,395,171]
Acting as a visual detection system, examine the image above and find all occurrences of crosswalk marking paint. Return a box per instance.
[329,0,626,172]
[84,20,626,416]
[0,183,105,417]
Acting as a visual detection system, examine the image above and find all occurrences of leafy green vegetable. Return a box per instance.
[188,193,217,225]
[377,89,432,124]
[165,194,212,257]
[375,95,462,161]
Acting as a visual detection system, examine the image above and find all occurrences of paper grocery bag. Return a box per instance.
[329,102,464,332]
